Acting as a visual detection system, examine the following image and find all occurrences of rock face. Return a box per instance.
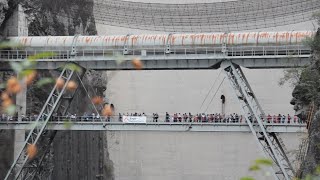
[0,130,14,180]
[301,111,320,177]
[0,0,113,179]
[0,0,9,28]
[292,29,320,178]
[24,0,97,36]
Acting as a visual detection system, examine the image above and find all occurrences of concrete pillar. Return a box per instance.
[14,79,26,161]
[3,4,28,37]
[4,3,28,172]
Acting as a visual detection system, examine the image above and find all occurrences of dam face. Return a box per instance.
[95,0,316,179]
[106,131,303,180]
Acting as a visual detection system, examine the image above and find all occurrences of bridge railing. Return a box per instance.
[0,45,311,61]
[0,115,306,126]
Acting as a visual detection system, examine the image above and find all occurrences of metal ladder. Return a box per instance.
[224,61,294,180]
[4,65,85,180]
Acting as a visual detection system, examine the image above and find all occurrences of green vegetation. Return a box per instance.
[240,158,273,180]
[280,13,320,107]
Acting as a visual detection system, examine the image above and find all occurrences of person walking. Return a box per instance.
[165,112,170,122]
[287,114,291,124]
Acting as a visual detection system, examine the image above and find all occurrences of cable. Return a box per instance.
[204,77,225,113]
[76,73,103,122]
[199,69,222,111]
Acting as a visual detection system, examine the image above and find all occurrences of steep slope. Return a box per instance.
[292,29,320,178]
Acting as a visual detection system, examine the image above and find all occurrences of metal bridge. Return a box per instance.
[0,121,307,132]
[0,31,314,70]
[0,117,306,132]
[2,31,314,180]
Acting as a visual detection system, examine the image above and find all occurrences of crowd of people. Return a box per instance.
[0,114,38,121]
[163,113,302,124]
[0,112,304,124]
[118,112,303,124]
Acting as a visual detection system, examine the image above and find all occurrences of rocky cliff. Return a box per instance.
[0,0,9,29]
[0,1,17,179]
[291,29,320,178]
[0,0,113,179]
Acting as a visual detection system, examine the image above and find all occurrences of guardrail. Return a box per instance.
[0,115,306,125]
[0,45,311,61]
[0,121,307,132]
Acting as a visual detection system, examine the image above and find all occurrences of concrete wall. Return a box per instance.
[106,131,304,180]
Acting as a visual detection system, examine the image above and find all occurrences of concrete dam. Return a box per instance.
[0,0,319,179]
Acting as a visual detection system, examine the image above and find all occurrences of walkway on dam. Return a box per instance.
[0,115,307,132]
[0,31,314,70]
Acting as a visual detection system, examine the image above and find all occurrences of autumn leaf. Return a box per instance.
[36,78,55,87]
[28,52,56,61]
[55,78,65,89]
[249,164,260,171]
[6,77,21,94]
[66,81,78,91]
[102,105,113,116]
[254,158,273,166]
[92,96,104,105]
[132,58,143,70]
[240,177,255,180]
[5,105,16,115]
[63,120,73,129]
[65,63,82,73]
[27,144,38,160]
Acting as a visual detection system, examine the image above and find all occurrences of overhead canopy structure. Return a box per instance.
[91,0,320,32]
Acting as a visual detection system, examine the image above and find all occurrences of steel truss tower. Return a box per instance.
[224,61,295,180]
[5,64,86,180]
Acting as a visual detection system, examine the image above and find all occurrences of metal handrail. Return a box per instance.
[0,115,305,125]
[0,45,311,60]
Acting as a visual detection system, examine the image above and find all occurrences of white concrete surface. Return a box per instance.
[106,131,304,180]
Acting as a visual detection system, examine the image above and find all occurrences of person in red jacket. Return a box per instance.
[173,113,177,122]
[273,115,277,123]
[294,115,298,123]
[267,114,272,123]
[194,115,198,122]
